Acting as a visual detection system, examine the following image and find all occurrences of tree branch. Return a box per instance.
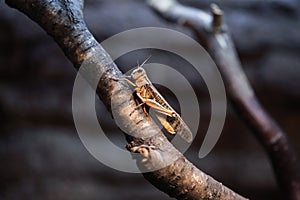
[5,0,248,199]
[147,0,300,199]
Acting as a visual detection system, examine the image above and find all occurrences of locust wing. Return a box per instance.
[146,84,194,143]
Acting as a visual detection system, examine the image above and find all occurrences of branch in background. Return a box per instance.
[148,0,300,199]
[5,0,248,199]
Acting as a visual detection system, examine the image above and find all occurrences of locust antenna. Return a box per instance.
[139,55,152,68]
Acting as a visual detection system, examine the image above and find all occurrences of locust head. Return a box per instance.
[130,56,151,84]
[131,67,146,81]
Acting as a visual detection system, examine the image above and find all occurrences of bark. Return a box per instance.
[147,0,300,199]
[5,0,248,199]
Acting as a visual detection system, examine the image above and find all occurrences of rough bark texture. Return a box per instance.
[148,0,300,199]
[5,0,248,199]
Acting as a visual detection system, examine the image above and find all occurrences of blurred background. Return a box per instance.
[0,0,300,199]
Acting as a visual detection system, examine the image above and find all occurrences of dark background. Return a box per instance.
[0,0,300,199]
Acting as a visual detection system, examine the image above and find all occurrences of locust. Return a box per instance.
[114,58,193,143]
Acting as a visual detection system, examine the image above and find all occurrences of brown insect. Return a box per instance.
[115,58,193,143]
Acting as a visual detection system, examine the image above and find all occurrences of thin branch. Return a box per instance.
[148,0,300,199]
[5,0,248,199]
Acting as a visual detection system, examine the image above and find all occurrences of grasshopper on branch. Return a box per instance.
[114,58,193,143]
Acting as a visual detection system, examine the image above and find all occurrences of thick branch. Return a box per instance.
[148,0,300,199]
[5,0,247,199]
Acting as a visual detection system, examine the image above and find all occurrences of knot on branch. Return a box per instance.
[127,142,169,171]
[130,144,158,163]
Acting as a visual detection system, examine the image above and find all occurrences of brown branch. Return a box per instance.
[5,0,248,199]
[148,0,300,199]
